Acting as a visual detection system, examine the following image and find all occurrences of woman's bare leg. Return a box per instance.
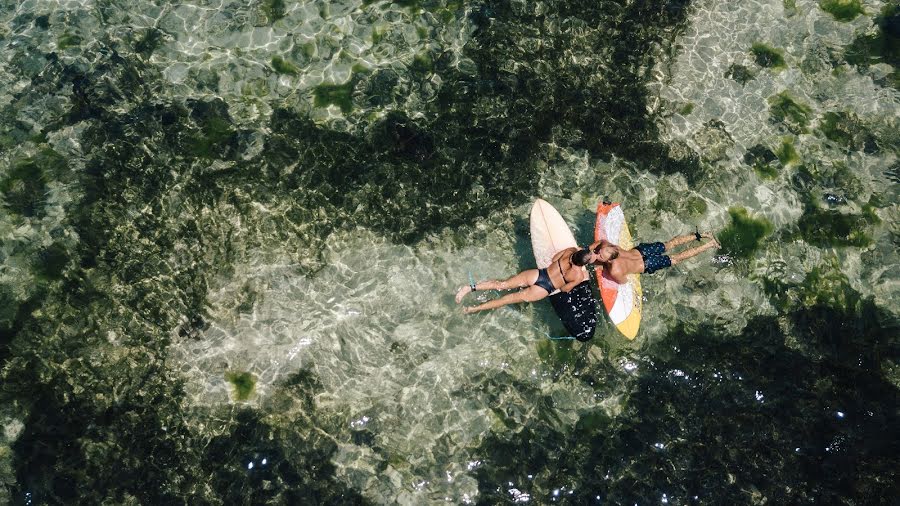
[463,285,549,314]
[669,238,720,265]
[455,269,540,303]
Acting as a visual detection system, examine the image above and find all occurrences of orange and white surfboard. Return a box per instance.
[594,202,642,339]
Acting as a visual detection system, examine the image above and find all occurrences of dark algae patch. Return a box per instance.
[270,55,299,75]
[725,62,756,84]
[769,91,812,134]
[473,253,900,504]
[819,0,865,21]
[751,42,787,69]
[57,32,82,49]
[226,371,257,401]
[472,273,900,503]
[796,196,880,247]
[744,144,780,179]
[261,0,286,22]
[313,81,355,113]
[718,206,773,259]
[845,5,899,87]
[818,111,877,152]
[1,149,66,218]
[134,27,165,57]
[1,160,48,218]
[776,136,801,166]
[187,99,239,159]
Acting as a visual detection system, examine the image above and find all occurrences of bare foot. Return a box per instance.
[463,306,476,314]
[455,285,472,304]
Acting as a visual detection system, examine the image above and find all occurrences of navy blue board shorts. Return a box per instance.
[634,242,672,274]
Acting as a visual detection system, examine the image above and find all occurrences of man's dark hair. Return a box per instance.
[572,248,592,266]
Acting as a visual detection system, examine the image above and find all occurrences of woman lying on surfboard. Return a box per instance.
[455,247,596,314]
[590,232,719,284]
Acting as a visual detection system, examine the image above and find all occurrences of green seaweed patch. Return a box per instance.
[261,0,286,22]
[678,102,695,115]
[241,78,269,98]
[190,114,235,159]
[776,137,800,166]
[134,28,165,57]
[536,339,579,370]
[751,43,787,69]
[371,27,385,44]
[744,144,780,179]
[236,282,259,314]
[57,32,82,49]
[270,55,299,75]
[351,62,371,75]
[792,162,864,200]
[437,1,464,22]
[686,195,707,216]
[768,91,812,134]
[755,162,779,180]
[792,259,859,309]
[313,81,354,113]
[719,207,773,259]
[34,242,70,281]
[797,200,879,247]
[363,0,421,9]
[819,0,864,21]
[725,63,756,84]
[784,0,798,15]
[300,42,316,60]
[226,371,256,401]
[410,52,434,74]
[817,111,876,152]
[1,158,52,218]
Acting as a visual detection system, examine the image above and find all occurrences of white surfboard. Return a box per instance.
[529,199,597,341]
[530,199,586,294]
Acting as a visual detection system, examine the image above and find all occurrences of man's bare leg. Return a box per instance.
[463,285,548,314]
[669,238,720,265]
[664,231,717,252]
[455,269,540,303]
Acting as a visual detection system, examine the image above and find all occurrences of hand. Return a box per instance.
[701,231,714,239]
[455,285,473,304]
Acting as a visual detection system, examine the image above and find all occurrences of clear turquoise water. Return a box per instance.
[0,0,897,504]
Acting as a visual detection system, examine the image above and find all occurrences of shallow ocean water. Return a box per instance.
[0,0,898,504]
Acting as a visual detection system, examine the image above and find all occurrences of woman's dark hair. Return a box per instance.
[572,248,592,266]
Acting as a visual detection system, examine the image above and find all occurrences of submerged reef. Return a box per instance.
[0,0,896,503]
[0,0,701,502]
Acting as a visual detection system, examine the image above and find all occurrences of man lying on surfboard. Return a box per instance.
[455,247,596,314]
[590,232,719,284]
